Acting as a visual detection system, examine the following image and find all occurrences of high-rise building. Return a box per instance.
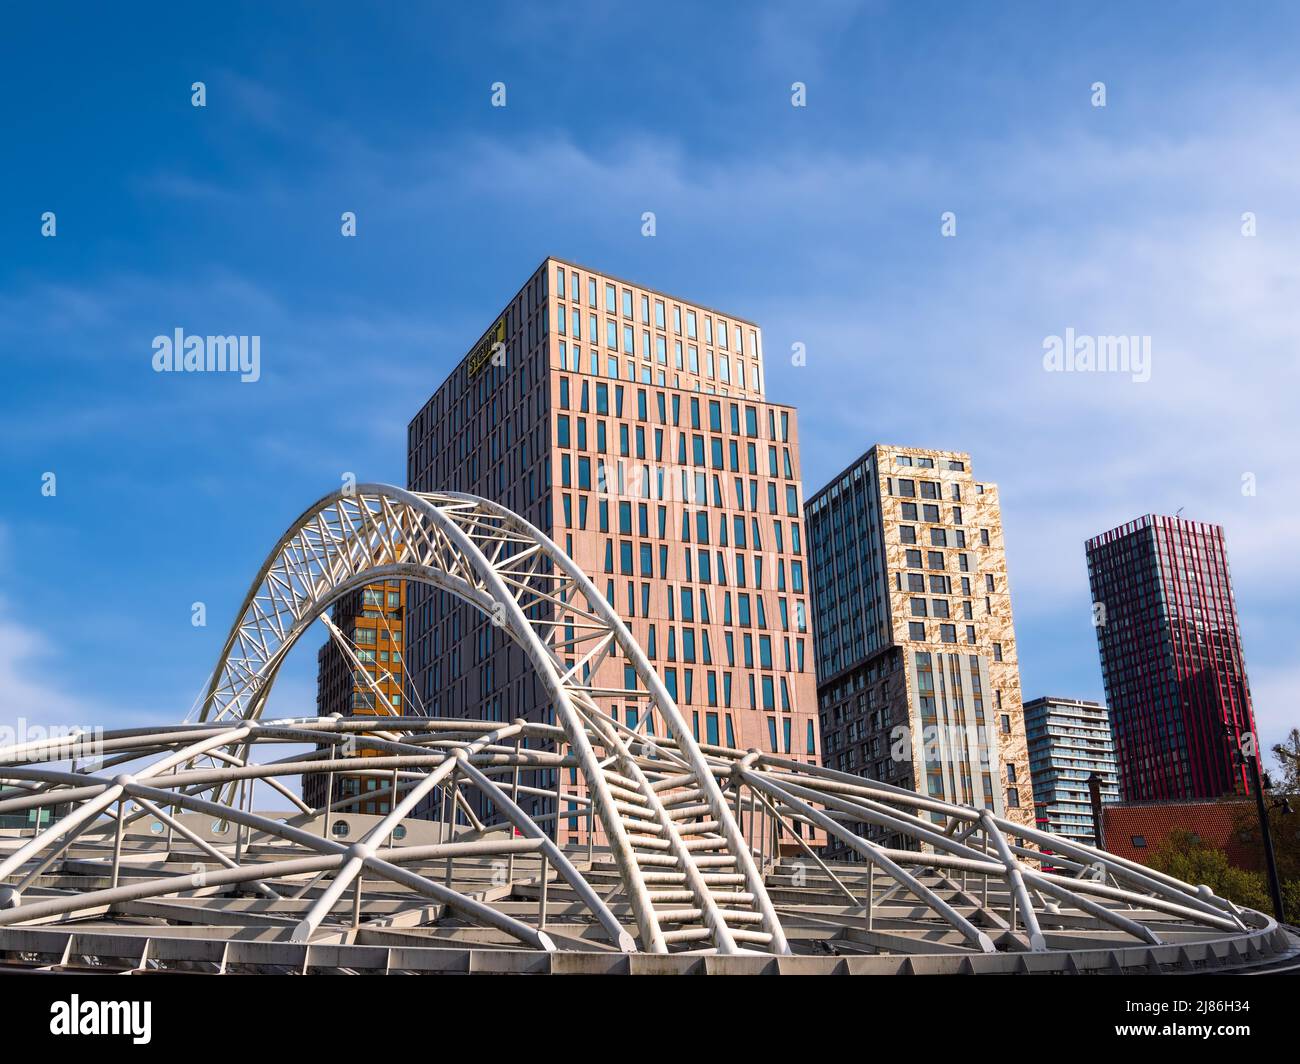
[1022,695,1119,848]
[806,444,1034,855]
[1085,514,1257,801]
[405,258,819,842]
[304,580,407,813]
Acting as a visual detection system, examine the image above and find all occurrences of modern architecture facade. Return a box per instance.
[1023,695,1119,848]
[1086,514,1257,802]
[304,580,407,813]
[406,258,819,842]
[806,444,1034,855]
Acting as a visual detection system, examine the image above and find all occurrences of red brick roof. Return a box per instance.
[1101,799,1259,870]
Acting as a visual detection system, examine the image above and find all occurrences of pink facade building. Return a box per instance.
[406,258,819,842]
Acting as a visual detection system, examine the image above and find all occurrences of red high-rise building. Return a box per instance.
[1085,515,1257,801]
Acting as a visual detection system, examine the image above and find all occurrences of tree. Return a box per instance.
[1146,829,1272,912]
[1231,800,1300,885]
[1273,728,1300,794]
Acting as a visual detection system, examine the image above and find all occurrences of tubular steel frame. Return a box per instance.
[0,486,1293,973]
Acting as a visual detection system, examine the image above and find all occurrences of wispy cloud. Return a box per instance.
[0,599,161,733]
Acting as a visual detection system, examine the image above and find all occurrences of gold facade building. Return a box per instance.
[806,445,1033,855]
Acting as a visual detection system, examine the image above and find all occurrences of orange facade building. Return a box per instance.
[305,580,407,814]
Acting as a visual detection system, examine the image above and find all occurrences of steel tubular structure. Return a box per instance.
[0,486,1294,974]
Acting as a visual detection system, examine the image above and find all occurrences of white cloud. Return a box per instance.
[1245,661,1300,762]
[0,604,138,734]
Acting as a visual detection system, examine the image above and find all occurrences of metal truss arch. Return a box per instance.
[195,484,787,954]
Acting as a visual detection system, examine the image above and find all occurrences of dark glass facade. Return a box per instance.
[1086,515,1257,801]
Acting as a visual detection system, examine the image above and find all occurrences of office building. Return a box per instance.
[806,444,1034,855]
[1086,514,1258,800]
[304,580,407,813]
[405,258,819,841]
[1023,695,1119,848]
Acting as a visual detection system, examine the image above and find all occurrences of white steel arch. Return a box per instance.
[195,485,788,954]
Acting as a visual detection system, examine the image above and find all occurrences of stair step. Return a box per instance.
[640,871,746,886]
[606,782,651,805]
[650,773,698,792]
[661,790,707,808]
[633,853,680,867]
[660,928,713,944]
[667,803,715,821]
[613,799,658,821]
[656,908,704,924]
[717,909,765,925]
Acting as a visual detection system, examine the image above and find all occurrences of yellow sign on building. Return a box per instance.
[467,316,506,377]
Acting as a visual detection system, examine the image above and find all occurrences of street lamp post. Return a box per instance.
[1246,749,1287,925]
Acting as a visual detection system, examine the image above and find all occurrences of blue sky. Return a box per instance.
[1,2,1298,764]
